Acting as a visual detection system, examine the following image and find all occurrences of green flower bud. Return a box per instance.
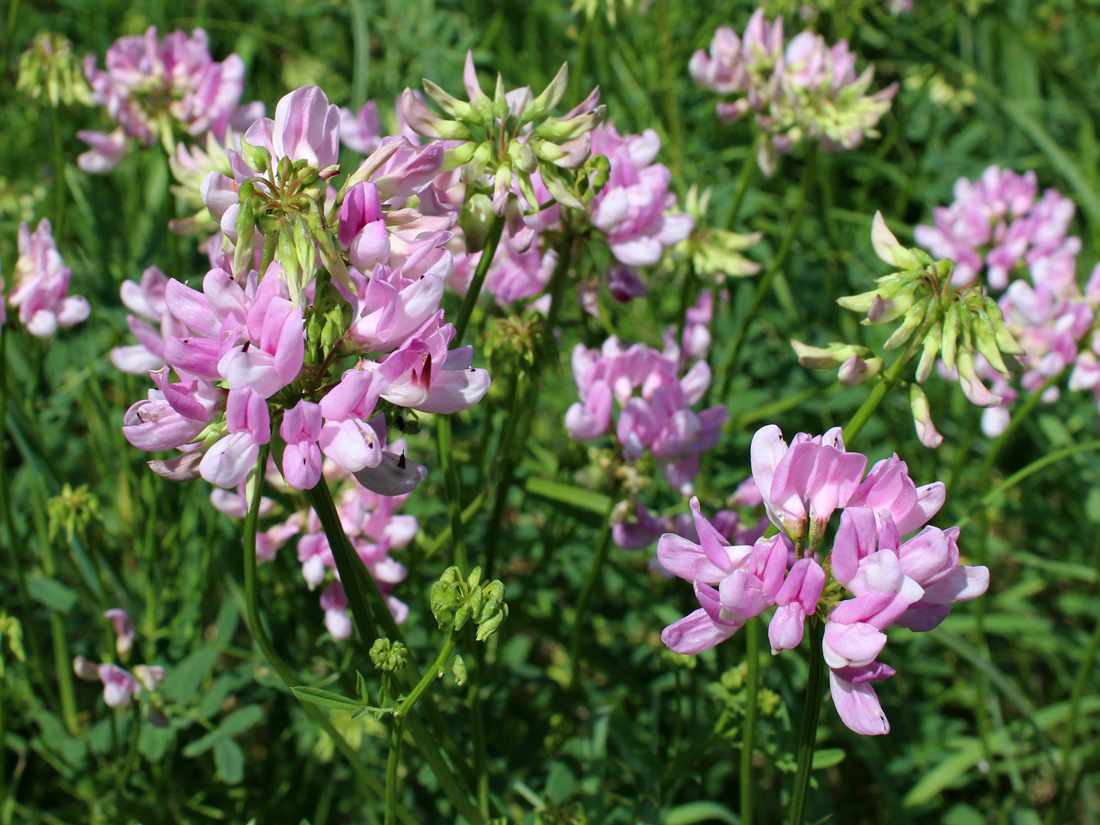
[369,639,409,672]
[508,139,539,175]
[233,196,258,278]
[915,321,942,384]
[883,298,929,350]
[478,581,505,624]
[452,654,468,687]
[972,311,1011,378]
[422,79,477,120]
[521,62,569,125]
[475,604,508,642]
[941,303,961,373]
[239,136,271,175]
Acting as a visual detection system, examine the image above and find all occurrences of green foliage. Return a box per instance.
[2,0,1100,823]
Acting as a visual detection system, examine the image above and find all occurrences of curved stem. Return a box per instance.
[841,338,918,446]
[453,215,505,346]
[787,619,826,825]
[717,145,817,403]
[241,451,413,822]
[740,617,759,825]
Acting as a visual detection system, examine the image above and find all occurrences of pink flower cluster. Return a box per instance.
[916,167,1099,436]
[690,11,897,174]
[5,219,89,338]
[120,86,490,495]
[79,27,263,173]
[589,124,693,269]
[252,464,417,638]
[915,167,1079,289]
[565,334,728,495]
[660,426,988,735]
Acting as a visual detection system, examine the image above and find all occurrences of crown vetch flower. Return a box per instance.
[7,219,90,337]
[691,12,896,174]
[80,26,262,171]
[659,425,988,735]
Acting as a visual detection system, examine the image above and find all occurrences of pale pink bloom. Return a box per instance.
[340,101,382,154]
[98,663,142,707]
[244,85,340,172]
[7,220,90,337]
[82,27,258,165]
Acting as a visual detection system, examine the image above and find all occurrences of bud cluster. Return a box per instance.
[17,32,91,109]
[430,566,508,642]
[369,638,410,672]
[795,213,1025,447]
[401,52,605,216]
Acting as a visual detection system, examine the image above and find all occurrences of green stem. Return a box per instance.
[241,450,413,823]
[787,619,825,825]
[436,417,468,574]
[740,617,759,825]
[840,348,910,446]
[453,215,505,346]
[568,511,614,690]
[116,702,142,793]
[29,481,79,735]
[51,108,65,239]
[726,138,759,231]
[384,717,403,825]
[717,145,817,402]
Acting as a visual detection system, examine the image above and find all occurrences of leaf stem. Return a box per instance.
[453,215,506,346]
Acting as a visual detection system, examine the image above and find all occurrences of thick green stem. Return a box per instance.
[740,617,759,825]
[241,451,413,822]
[717,145,817,402]
[787,619,825,825]
[453,215,506,346]
[568,512,614,689]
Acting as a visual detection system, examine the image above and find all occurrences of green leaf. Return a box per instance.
[810,747,846,769]
[27,577,77,614]
[161,646,220,703]
[524,477,611,516]
[182,731,220,758]
[290,686,363,711]
[217,705,264,739]
[139,725,174,763]
[664,801,740,825]
[214,738,245,785]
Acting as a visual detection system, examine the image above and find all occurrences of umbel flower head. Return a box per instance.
[120,85,491,498]
[794,212,1026,447]
[659,425,989,735]
[16,32,92,108]
[690,11,897,174]
[401,52,605,216]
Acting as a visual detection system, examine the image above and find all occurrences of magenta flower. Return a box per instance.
[7,220,90,337]
[660,425,988,735]
[566,336,728,495]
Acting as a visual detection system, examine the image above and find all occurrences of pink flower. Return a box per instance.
[104,609,135,658]
[82,27,259,167]
[7,220,90,337]
[660,426,988,735]
[340,101,382,154]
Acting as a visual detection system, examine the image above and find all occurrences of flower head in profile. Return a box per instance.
[690,12,897,174]
[659,425,988,735]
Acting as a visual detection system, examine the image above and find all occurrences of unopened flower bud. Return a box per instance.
[870,211,922,271]
[451,654,468,687]
[883,299,929,350]
[475,603,508,642]
[910,384,943,448]
[941,303,961,373]
[104,608,134,659]
[478,581,505,624]
[422,79,476,120]
[838,354,882,386]
[369,638,409,672]
[915,321,942,383]
[956,350,1002,408]
[790,340,858,370]
[239,137,271,175]
[972,312,1011,378]
[507,139,539,175]
[522,62,569,124]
